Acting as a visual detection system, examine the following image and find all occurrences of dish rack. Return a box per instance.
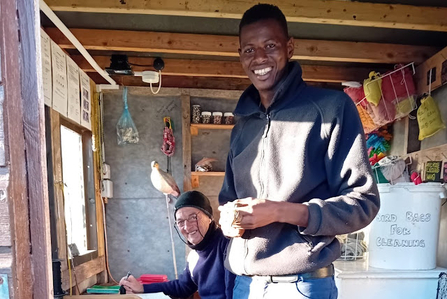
[344,63,417,134]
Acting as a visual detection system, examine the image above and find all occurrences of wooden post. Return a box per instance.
[91,85,108,283]
[17,0,53,297]
[0,0,34,297]
[181,93,192,191]
[49,110,69,274]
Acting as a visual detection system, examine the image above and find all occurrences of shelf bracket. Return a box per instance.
[191,174,200,188]
[191,126,199,136]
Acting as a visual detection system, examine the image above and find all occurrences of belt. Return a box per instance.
[252,264,334,283]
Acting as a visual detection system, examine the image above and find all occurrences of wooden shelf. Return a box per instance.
[190,123,234,135]
[192,171,225,176]
[191,171,225,187]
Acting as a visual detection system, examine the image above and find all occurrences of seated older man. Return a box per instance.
[120,191,235,299]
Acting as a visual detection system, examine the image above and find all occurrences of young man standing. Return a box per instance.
[219,4,380,299]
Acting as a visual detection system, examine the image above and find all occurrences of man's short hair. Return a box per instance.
[239,4,289,38]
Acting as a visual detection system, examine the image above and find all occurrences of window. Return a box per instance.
[60,123,97,257]
[61,125,87,253]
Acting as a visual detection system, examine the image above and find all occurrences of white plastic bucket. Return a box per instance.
[368,182,446,270]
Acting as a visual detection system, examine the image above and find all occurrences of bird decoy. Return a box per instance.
[150,160,180,197]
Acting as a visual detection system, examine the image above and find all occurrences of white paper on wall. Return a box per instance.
[41,29,52,107]
[80,70,91,130]
[51,40,68,116]
[66,56,81,124]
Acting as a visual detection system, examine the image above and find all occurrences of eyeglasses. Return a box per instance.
[175,213,199,228]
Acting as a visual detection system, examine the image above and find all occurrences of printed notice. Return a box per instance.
[51,40,68,116]
[66,56,81,124]
[425,161,442,182]
[80,70,91,130]
[41,29,52,106]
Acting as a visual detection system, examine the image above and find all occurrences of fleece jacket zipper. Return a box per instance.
[244,113,271,274]
[260,113,271,198]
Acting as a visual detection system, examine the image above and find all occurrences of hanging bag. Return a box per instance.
[417,95,445,140]
[363,71,382,106]
[116,87,140,145]
[381,64,416,103]
[381,64,417,118]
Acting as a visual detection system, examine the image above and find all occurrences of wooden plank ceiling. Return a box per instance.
[45,0,447,31]
[42,0,447,90]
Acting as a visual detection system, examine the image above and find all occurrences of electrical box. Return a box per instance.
[102,163,111,179]
[101,180,113,198]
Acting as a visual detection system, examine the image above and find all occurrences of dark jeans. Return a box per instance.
[233,274,338,299]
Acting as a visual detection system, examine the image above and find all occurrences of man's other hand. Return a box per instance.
[119,275,144,294]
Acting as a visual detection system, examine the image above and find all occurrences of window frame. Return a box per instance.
[46,106,106,293]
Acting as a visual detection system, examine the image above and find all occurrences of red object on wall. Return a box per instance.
[381,65,416,102]
[411,172,422,185]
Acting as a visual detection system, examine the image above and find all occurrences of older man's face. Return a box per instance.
[239,19,294,93]
[175,207,211,245]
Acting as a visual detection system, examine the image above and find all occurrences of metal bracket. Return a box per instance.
[0,274,10,298]
[96,84,120,92]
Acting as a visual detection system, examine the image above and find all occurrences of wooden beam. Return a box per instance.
[181,94,192,192]
[50,109,68,273]
[88,73,343,90]
[88,73,252,90]
[45,0,447,32]
[90,81,108,284]
[72,55,381,83]
[61,256,105,291]
[0,0,33,297]
[18,0,53,297]
[45,28,438,64]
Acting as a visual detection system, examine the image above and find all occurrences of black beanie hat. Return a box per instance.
[174,191,213,219]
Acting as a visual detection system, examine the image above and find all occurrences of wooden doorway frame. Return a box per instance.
[0,0,53,297]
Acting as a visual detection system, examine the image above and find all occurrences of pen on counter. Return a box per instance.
[119,271,132,294]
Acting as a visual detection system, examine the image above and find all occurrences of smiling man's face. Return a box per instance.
[175,207,211,245]
[239,19,294,96]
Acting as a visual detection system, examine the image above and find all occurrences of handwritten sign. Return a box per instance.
[41,29,52,107]
[66,56,81,124]
[425,161,442,182]
[374,212,431,248]
[51,41,68,116]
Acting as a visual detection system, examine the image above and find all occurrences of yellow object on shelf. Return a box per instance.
[363,71,382,106]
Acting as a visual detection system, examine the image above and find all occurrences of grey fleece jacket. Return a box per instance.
[219,62,380,276]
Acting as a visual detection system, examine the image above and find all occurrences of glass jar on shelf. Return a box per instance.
[213,112,222,124]
[224,112,234,125]
[191,104,201,124]
[201,111,211,124]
